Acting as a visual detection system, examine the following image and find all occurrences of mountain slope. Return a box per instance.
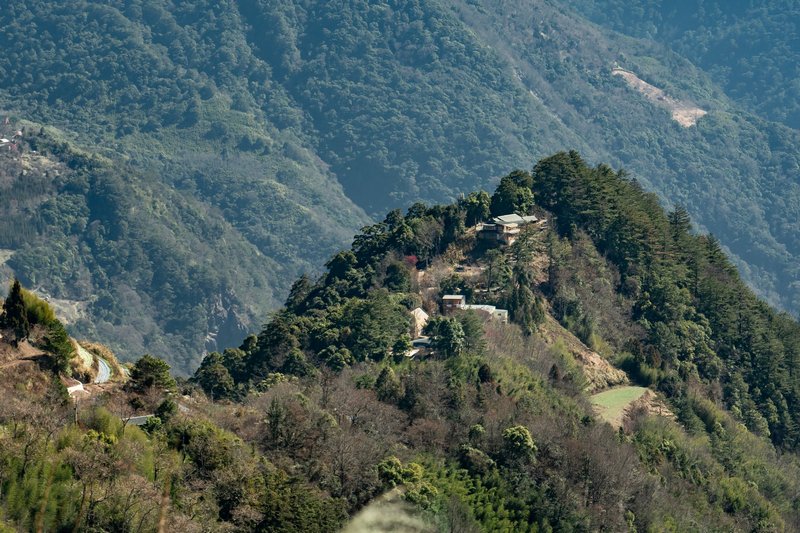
[0,2,370,372]
[564,0,800,129]
[3,152,800,531]
[188,155,800,530]
[0,0,798,374]
[442,0,800,314]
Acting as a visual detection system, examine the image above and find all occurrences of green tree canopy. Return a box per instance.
[490,172,535,217]
[128,354,177,394]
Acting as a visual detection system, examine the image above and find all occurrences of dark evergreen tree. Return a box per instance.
[193,352,237,400]
[128,354,177,393]
[490,173,534,216]
[460,191,491,226]
[2,279,29,344]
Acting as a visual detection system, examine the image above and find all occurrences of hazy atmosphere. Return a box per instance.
[0,1,799,531]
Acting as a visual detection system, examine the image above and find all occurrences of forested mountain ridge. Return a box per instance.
[4,152,800,531]
[0,120,367,373]
[0,0,798,374]
[564,0,800,129]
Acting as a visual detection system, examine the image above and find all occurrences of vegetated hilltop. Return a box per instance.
[0,0,799,377]
[181,152,799,530]
[3,152,800,530]
[0,152,800,531]
[444,0,800,317]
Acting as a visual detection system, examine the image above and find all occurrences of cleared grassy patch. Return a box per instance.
[590,386,649,427]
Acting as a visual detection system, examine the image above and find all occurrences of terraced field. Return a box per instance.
[590,386,649,427]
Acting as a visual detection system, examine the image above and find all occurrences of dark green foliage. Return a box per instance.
[450,0,800,317]
[490,172,535,216]
[319,346,354,371]
[460,191,492,227]
[567,0,800,129]
[533,152,800,451]
[1,279,29,343]
[192,361,234,401]
[482,249,511,292]
[250,314,301,377]
[38,320,73,375]
[0,0,800,379]
[340,291,411,362]
[127,354,177,394]
[424,317,466,358]
[0,280,77,373]
[506,266,545,335]
[477,364,494,384]
[282,348,312,377]
[6,155,800,531]
[384,262,412,293]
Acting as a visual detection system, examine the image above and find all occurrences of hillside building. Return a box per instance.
[477,213,541,245]
[442,294,466,313]
[410,307,430,338]
[441,295,508,323]
[462,304,509,323]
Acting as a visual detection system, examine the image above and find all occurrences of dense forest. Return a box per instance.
[4,152,800,530]
[0,1,799,374]
[565,0,800,129]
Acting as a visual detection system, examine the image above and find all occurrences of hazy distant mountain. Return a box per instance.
[0,0,797,372]
[565,0,800,129]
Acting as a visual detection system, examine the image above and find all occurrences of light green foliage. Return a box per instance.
[590,386,649,426]
[19,288,56,326]
[375,367,403,403]
[376,457,437,509]
[501,425,537,464]
[0,400,346,532]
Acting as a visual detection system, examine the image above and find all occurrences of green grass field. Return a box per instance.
[590,386,649,427]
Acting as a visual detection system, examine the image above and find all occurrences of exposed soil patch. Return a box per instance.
[540,314,628,392]
[612,67,707,127]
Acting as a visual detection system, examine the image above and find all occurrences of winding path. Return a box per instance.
[75,342,113,384]
[94,357,111,384]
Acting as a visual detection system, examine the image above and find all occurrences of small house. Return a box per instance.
[412,336,432,347]
[463,304,509,323]
[408,336,432,358]
[477,213,539,245]
[410,307,430,338]
[442,294,466,313]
